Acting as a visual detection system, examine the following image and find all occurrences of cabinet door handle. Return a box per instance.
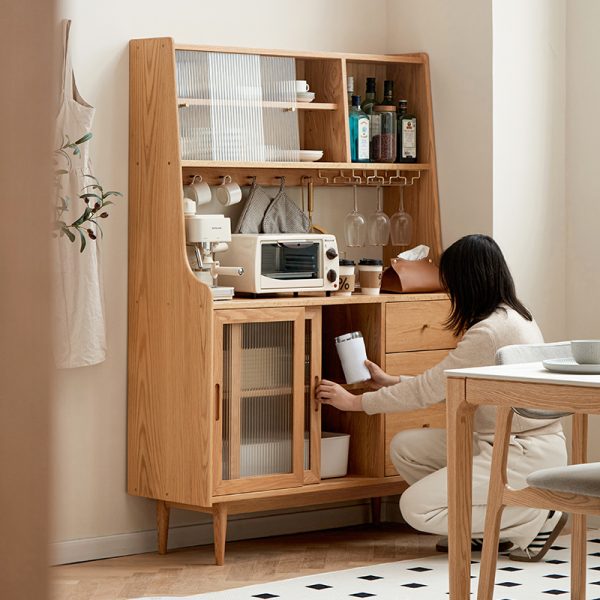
[215,383,221,421]
[314,376,320,412]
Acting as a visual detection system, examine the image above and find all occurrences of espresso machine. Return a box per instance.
[185,214,244,301]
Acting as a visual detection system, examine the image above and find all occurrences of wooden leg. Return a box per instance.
[214,504,228,566]
[477,407,513,600]
[447,377,476,600]
[371,497,382,524]
[157,500,170,555]
[571,514,587,599]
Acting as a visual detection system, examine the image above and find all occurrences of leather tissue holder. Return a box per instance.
[380,257,443,293]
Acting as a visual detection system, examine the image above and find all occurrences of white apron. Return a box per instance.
[53,20,106,368]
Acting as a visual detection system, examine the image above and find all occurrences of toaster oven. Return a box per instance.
[218,233,339,294]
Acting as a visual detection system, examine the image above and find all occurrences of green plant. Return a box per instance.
[54,133,122,252]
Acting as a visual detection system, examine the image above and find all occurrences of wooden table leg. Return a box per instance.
[157,500,170,555]
[447,377,476,600]
[214,504,228,566]
[371,497,382,524]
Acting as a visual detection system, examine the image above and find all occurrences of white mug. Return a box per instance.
[295,80,310,93]
[216,176,242,206]
[183,175,211,210]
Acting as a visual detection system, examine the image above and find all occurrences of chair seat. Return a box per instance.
[527,462,600,497]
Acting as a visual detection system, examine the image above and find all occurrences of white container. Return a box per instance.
[320,431,350,478]
[333,259,356,297]
[335,331,371,384]
[358,259,383,296]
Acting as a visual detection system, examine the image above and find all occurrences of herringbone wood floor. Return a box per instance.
[51,524,439,600]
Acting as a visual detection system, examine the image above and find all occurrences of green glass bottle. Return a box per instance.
[349,95,370,163]
[381,80,394,106]
[361,77,378,114]
[397,99,417,163]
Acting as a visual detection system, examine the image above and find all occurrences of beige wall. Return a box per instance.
[1,1,55,597]
[54,0,388,558]
[493,0,567,341]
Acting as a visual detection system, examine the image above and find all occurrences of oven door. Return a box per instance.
[259,241,323,290]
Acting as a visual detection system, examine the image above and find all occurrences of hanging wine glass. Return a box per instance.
[367,185,391,246]
[390,184,413,246]
[344,185,366,247]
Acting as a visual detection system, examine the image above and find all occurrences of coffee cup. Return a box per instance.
[358,258,383,295]
[571,340,600,364]
[183,176,211,211]
[335,331,371,384]
[334,259,356,297]
[295,80,310,93]
[216,176,242,206]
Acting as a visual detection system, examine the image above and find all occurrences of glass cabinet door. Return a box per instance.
[213,307,307,495]
[304,307,321,483]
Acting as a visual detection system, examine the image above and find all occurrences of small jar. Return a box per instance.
[371,105,397,163]
[334,259,356,296]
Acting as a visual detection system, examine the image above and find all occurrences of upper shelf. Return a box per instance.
[177,98,338,111]
[181,160,430,170]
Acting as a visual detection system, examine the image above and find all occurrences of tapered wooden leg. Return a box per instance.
[371,497,382,524]
[447,377,476,600]
[571,514,587,599]
[157,500,170,555]
[477,407,513,600]
[214,504,228,566]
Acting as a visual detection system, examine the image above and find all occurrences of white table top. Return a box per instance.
[445,361,600,388]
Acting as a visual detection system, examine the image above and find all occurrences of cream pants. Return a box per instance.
[391,427,567,549]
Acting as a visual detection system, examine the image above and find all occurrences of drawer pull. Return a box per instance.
[215,383,221,421]
[314,376,320,412]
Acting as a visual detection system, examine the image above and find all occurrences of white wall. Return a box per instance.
[492,0,567,341]
[54,0,388,559]
[386,0,494,246]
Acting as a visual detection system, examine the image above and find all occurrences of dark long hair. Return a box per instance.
[439,234,532,336]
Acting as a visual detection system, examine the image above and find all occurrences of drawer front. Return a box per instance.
[384,404,446,476]
[386,300,457,353]
[386,349,450,376]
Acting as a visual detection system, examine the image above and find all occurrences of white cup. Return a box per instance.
[216,176,242,206]
[333,260,356,297]
[183,176,212,211]
[571,340,600,364]
[358,259,384,296]
[295,80,310,93]
[335,332,371,384]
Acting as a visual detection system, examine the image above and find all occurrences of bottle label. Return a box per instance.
[402,118,417,158]
[358,117,369,160]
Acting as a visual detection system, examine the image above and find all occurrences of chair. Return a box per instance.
[477,341,599,599]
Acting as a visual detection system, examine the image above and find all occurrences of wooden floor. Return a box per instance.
[51,524,440,600]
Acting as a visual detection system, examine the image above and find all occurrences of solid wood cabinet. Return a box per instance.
[128,36,449,565]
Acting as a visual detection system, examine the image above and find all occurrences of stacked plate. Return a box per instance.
[299,150,323,162]
[297,91,315,103]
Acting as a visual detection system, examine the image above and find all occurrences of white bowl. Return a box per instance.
[571,340,600,364]
[299,150,323,162]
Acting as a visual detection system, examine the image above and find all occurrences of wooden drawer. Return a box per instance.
[386,349,450,376]
[384,404,446,476]
[385,300,457,353]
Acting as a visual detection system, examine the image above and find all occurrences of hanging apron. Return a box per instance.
[52,20,106,368]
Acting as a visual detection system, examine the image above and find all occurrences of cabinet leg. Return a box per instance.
[371,497,382,524]
[157,500,170,555]
[214,504,228,566]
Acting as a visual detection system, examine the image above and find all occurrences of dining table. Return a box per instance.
[445,361,600,599]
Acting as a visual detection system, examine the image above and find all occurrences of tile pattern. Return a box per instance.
[133,532,600,599]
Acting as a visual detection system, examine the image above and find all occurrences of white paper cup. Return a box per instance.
[334,261,356,297]
[358,259,383,296]
[335,332,371,384]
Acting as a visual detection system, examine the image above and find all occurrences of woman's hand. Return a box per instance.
[316,379,364,412]
[365,359,400,390]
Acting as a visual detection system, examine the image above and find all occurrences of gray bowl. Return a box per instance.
[571,340,600,364]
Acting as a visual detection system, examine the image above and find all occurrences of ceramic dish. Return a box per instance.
[296,92,316,103]
[542,357,600,374]
[299,150,323,162]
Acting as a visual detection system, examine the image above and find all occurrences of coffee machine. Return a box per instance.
[185,214,244,301]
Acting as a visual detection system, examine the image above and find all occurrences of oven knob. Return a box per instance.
[327,269,337,283]
[326,248,338,260]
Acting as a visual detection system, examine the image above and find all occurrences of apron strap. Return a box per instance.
[60,19,73,102]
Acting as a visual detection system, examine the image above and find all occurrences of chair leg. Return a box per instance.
[157,500,170,555]
[477,406,513,600]
[571,513,587,600]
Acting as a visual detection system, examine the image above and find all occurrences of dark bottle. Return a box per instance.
[397,99,417,163]
[361,77,378,114]
[381,80,394,106]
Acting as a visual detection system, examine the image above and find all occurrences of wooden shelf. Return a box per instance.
[213,292,448,310]
[181,160,430,170]
[177,98,338,111]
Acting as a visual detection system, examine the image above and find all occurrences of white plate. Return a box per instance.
[299,150,323,162]
[542,357,600,374]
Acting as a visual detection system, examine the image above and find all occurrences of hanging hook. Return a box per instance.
[220,175,232,185]
[247,176,257,186]
[190,174,203,184]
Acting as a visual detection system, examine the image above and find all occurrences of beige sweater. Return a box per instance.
[362,306,562,435]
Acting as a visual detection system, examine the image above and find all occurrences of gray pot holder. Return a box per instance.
[235,181,272,234]
[262,177,310,234]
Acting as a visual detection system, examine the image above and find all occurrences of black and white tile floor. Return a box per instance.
[136,531,600,599]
